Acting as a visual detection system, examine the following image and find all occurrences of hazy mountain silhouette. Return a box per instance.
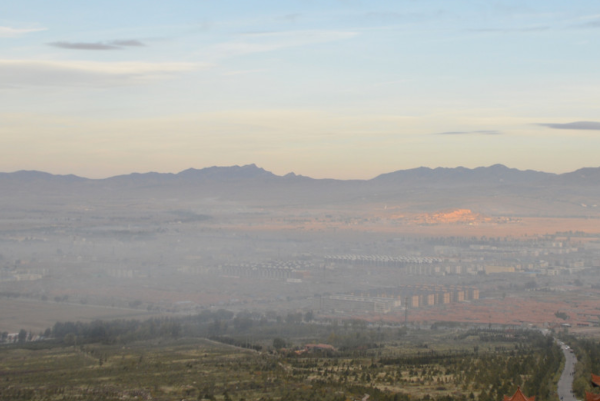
[372,164,553,186]
[1,164,599,216]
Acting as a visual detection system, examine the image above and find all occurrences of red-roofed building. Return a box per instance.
[305,343,336,353]
[592,374,600,387]
[586,392,600,401]
[503,387,535,401]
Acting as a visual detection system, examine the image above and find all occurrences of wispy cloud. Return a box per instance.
[538,121,600,131]
[279,13,302,23]
[434,130,502,136]
[364,11,424,23]
[0,26,46,38]
[111,39,145,47]
[576,19,600,29]
[48,39,146,50]
[48,42,120,50]
[469,26,549,33]
[221,69,266,76]
[0,59,202,88]
[570,14,600,29]
[207,30,358,59]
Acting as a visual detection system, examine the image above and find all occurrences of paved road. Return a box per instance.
[556,339,578,401]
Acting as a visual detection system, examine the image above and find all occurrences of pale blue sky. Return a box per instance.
[1,1,599,178]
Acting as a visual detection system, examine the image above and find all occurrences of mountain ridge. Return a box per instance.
[2,163,598,183]
[1,164,599,217]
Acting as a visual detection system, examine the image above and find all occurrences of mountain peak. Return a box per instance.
[488,164,509,170]
[177,164,276,181]
[371,164,551,185]
[0,170,85,182]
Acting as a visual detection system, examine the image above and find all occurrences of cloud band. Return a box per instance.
[538,122,600,131]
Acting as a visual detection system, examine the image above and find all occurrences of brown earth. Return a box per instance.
[225,215,600,238]
[353,289,600,328]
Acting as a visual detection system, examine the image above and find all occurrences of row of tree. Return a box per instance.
[0,329,30,343]
[568,337,600,398]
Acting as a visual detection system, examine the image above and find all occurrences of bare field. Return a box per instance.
[342,287,600,328]
[224,216,600,237]
[0,298,160,333]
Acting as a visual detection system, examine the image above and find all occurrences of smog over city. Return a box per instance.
[2,2,600,401]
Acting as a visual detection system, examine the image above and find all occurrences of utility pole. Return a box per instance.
[405,296,409,327]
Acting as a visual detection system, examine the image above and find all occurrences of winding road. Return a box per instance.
[556,339,578,401]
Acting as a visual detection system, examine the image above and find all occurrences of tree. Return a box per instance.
[273,337,286,350]
[64,333,77,346]
[555,311,568,320]
[18,329,27,343]
[286,312,302,324]
[233,313,253,332]
[214,309,234,320]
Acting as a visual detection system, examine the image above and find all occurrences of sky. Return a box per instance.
[1,0,600,179]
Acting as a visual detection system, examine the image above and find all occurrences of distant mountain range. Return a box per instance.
[3,163,600,184]
[1,164,599,216]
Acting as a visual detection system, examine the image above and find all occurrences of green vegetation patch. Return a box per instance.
[0,330,563,401]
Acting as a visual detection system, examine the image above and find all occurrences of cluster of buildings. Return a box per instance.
[397,285,479,307]
[107,269,137,279]
[0,267,47,282]
[314,294,402,314]
[433,238,595,276]
[315,285,479,315]
[405,264,465,275]
[216,261,314,280]
[324,254,443,267]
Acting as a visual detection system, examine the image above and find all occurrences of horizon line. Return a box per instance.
[1,163,598,181]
